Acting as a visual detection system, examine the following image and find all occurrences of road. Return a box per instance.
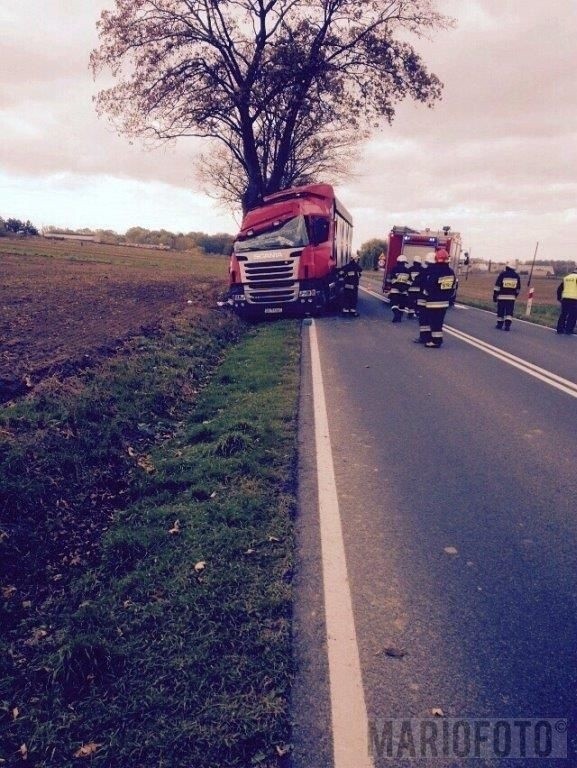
[292,288,577,768]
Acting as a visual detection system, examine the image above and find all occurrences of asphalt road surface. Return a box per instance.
[292,288,577,768]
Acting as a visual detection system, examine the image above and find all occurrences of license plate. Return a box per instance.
[264,307,283,314]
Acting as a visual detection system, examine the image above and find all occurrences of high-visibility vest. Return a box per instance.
[562,273,577,300]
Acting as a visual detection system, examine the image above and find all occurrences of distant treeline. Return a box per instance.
[532,260,576,275]
[0,217,39,236]
[0,217,234,255]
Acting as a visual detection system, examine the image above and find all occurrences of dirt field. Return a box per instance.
[0,237,228,401]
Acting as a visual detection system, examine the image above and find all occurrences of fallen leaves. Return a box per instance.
[24,628,48,646]
[168,520,181,535]
[136,455,155,473]
[127,446,155,473]
[73,742,103,759]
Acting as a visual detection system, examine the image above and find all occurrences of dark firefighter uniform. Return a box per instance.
[422,250,456,347]
[384,256,411,322]
[406,258,423,318]
[412,253,434,343]
[556,269,577,334]
[493,265,521,330]
[339,256,363,316]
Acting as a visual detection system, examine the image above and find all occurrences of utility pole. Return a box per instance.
[525,241,539,316]
[527,241,539,288]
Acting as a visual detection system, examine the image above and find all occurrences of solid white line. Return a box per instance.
[309,320,373,768]
[445,325,577,399]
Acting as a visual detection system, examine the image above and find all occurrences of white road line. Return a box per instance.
[359,286,577,398]
[309,320,373,768]
[445,325,577,399]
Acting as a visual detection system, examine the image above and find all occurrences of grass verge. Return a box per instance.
[453,296,559,328]
[361,272,560,329]
[0,305,300,767]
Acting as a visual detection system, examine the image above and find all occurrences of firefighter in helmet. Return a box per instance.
[339,252,363,316]
[493,263,521,330]
[384,254,411,322]
[421,248,456,347]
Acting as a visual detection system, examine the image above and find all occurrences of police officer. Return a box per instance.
[493,263,521,330]
[384,254,411,322]
[422,248,456,347]
[413,252,435,344]
[406,256,423,319]
[556,267,577,335]
[339,252,363,316]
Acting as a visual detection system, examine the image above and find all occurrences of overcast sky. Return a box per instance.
[1,0,576,262]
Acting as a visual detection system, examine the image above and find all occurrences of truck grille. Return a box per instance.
[242,259,299,304]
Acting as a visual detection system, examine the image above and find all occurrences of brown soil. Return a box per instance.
[0,251,213,401]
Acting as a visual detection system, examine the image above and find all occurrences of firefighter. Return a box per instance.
[556,267,577,334]
[384,254,411,322]
[422,248,456,347]
[413,252,435,344]
[493,263,521,330]
[339,252,363,316]
[406,256,423,319]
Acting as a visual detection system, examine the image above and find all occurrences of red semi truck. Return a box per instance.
[228,183,353,317]
[383,225,463,303]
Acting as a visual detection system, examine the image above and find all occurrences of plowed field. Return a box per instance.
[0,238,227,401]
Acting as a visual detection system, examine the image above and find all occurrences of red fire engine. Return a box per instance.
[383,225,463,304]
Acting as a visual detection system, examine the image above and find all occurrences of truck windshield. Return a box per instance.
[234,215,309,253]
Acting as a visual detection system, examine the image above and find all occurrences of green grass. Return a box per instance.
[453,296,559,328]
[0,306,300,767]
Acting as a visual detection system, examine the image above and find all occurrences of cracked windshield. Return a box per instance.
[234,215,308,252]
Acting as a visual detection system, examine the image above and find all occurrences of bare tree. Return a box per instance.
[91,0,452,212]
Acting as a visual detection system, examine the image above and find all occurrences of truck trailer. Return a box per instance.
[228,183,353,317]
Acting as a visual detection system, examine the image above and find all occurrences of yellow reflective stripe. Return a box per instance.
[426,301,450,308]
[562,275,577,299]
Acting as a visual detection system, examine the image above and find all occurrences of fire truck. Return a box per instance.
[228,183,353,317]
[383,225,463,304]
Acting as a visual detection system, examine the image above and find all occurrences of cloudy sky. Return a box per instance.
[1,0,576,262]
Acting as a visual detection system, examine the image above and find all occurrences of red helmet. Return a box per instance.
[435,248,450,263]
